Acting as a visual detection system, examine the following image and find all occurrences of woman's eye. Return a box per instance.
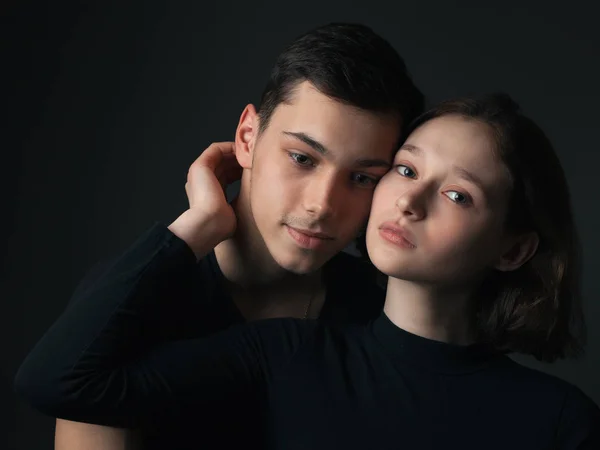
[445,190,471,205]
[290,153,313,166]
[396,164,416,178]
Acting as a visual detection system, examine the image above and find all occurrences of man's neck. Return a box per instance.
[383,277,479,346]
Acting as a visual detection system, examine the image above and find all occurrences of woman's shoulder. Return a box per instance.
[491,357,599,430]
[495,357,593,394]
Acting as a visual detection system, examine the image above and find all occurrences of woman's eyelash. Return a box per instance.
[444,190,472,206]
[395,164,417,178]
[395,164,474,207]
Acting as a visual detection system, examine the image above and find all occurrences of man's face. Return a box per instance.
[240,82,401,274]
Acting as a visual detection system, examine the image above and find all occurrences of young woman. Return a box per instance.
[16,93,599,449]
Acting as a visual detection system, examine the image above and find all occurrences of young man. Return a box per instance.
[37,22,424,449]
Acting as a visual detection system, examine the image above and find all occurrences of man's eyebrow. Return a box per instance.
[283,131,328,155]
[284,131,391,169]
[400,143,488,193]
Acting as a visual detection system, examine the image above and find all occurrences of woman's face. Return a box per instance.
[366,115,514,287]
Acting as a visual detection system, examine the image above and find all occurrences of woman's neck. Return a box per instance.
[383,277,479,346]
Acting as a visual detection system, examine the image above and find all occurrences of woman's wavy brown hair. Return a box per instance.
[359,93,585,362]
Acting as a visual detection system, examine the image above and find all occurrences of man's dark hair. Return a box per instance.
[257,23,424,135]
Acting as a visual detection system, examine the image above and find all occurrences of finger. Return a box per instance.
[216,165,242,188]
[213,152,242,181]
[184,181,192,206]
[223,165,243,185]
[194,142,236,172]
[217,167,239,190]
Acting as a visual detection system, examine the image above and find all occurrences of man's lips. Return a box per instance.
[378,221,416,247]
[286,226,334,240]
[285,225,334,251]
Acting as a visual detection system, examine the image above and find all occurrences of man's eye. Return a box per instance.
[290,153,313,166]
[352,173,379,187]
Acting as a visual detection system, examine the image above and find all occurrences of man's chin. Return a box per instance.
[269,248,330,275]
[276,256,323,275]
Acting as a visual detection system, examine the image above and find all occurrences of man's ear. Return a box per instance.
[494,231,539,272]
[235,104,259,169]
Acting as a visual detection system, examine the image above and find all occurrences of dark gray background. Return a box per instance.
[3,1,598,448]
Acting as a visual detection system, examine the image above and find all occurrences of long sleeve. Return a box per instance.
[17,315,310,428]
[15,223,308,428]
[13,224,191,424]
[14,221,313,427]
[61,224,242,342]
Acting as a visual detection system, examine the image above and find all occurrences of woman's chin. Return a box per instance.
[370,256,414,281]
[367,244,414,278]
